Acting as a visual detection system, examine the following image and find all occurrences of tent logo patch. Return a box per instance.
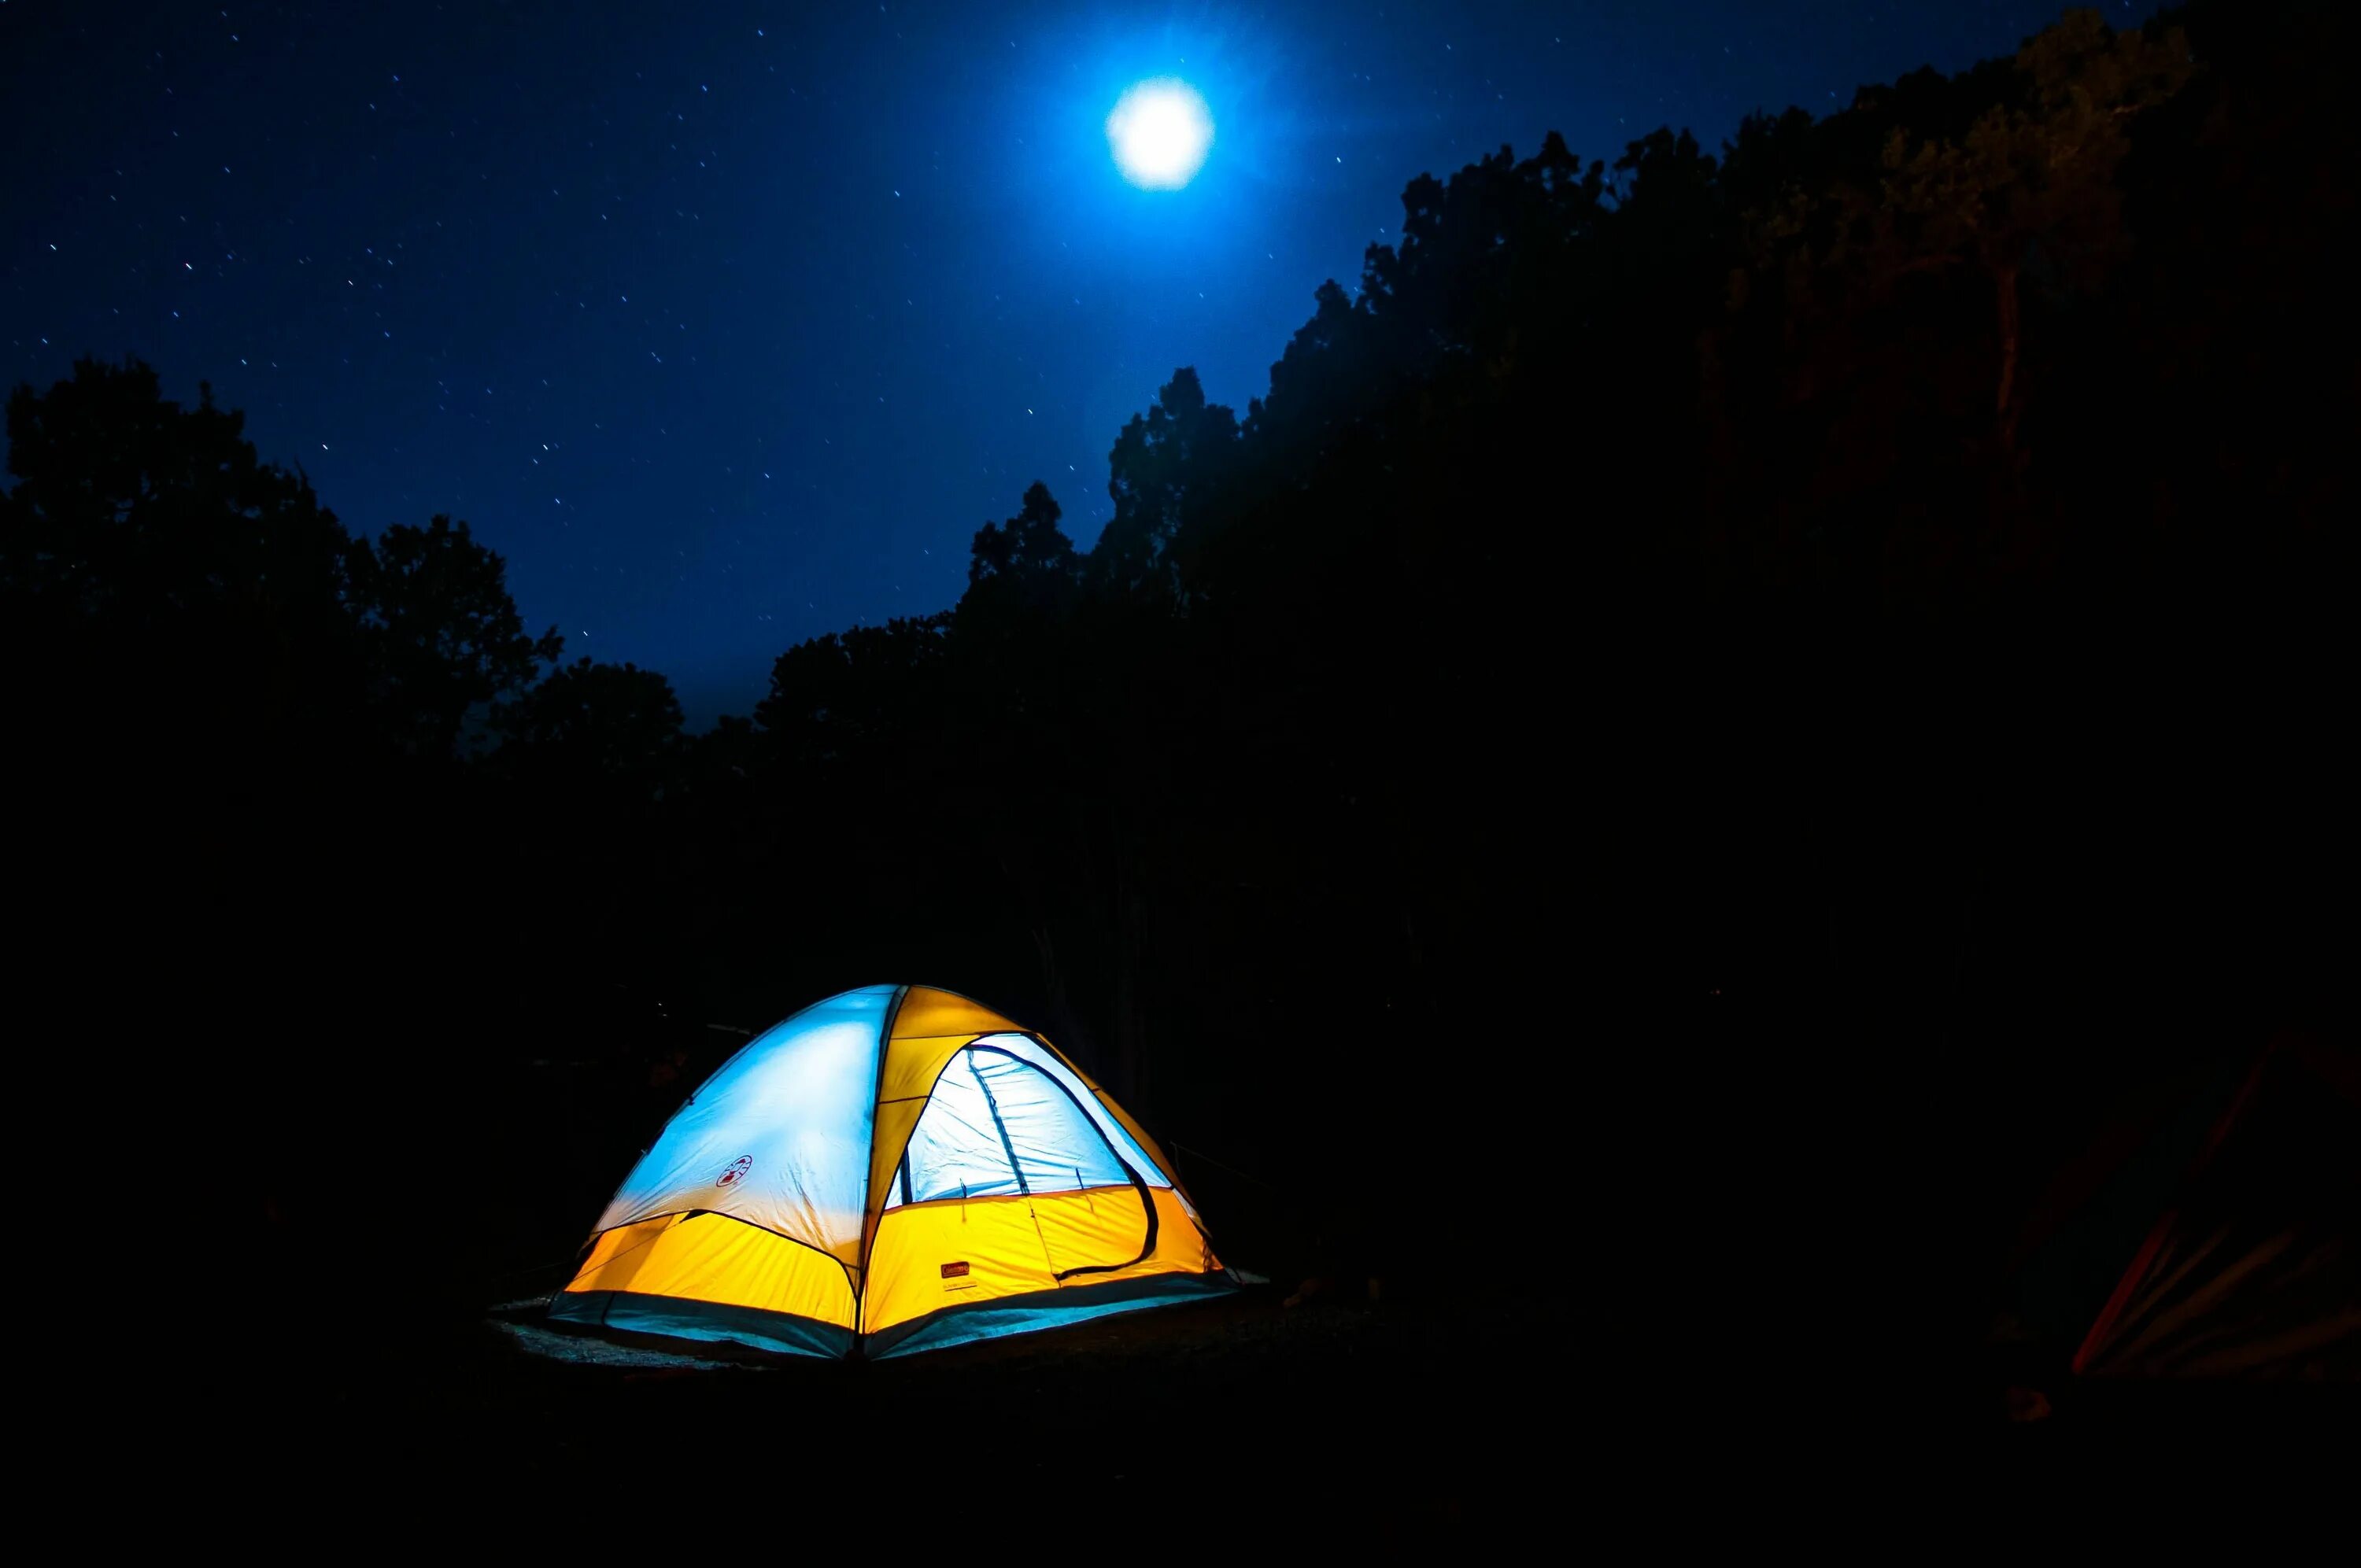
[940,1261,971,1279]
[716,1155,754,1189]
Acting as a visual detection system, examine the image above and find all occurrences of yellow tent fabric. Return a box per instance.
[863,1186,1214,1340]
[889,985,1025,1041]
[571,1213,857,1330]
[552,984,1229,1358]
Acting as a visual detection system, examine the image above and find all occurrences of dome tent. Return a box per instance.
[550,985,1230,1358]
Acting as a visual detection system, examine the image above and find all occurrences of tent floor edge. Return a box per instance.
[863,1270,1236,1360]
[549,1289,855,1360]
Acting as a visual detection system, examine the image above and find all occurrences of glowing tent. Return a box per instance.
[550,985,1230,1358]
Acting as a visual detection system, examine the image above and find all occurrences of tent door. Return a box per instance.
[1037,1174,1157,1282]
[947,1044,1161,1280]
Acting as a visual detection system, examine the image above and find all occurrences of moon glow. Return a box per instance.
[1108,79,1214,190]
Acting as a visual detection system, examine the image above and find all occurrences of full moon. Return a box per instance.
[1107,79,1214,190]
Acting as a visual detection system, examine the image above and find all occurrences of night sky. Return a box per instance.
[5,2,2162,721]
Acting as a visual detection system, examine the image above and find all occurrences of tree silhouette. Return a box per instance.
[493,657,685,788]
[753,611,954,770]
[343,515,564,756]
[1089,367,1240,601]
[1,360,345,620]
[2,359,358,738]
[965,480,1080,617]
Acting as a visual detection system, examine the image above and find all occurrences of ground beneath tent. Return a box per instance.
[236,1288,1568,1528]
[211,1288,2352,1532]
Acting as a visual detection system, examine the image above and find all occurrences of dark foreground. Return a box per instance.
[265,1292,1552,1528]
[194,1286,2352,1535]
